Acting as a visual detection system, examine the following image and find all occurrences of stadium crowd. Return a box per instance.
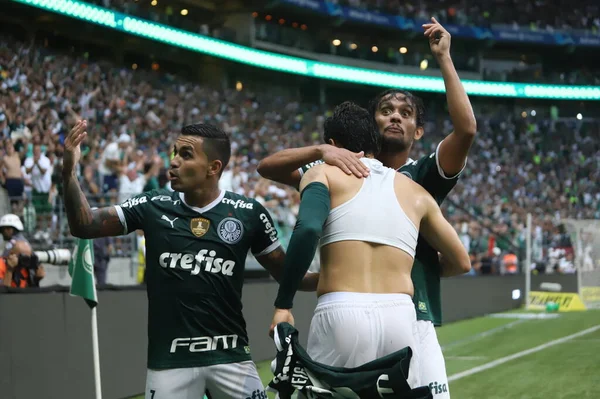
[1,34,598,278]
[332,0,600,32]
[86,0,600,33]
[80,0,600,85]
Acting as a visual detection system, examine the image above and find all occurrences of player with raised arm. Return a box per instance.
[269,102,470,395]
[62,120,316,399]
[258,18,476,398]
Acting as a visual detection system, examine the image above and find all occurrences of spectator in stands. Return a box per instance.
[0,112,9,138]
[23,143,53,239]
[98,133,131,196]
[0,33,597,277]
[117,155,162,204]
[1,139,24,213]
[93,236,112,285]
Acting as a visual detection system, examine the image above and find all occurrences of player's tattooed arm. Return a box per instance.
[62,120,124,239]
[62,171,124,238]
[256,247,319,292]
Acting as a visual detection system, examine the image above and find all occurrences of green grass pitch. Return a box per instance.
[131,309,600,399]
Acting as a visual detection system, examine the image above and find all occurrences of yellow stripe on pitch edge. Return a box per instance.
[528,291,587,311]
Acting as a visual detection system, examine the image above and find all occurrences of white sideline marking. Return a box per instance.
[448,324,600,382]
[442,320,526,351]
[489,312,560,320]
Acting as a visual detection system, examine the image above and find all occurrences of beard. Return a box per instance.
[381,133,413,154]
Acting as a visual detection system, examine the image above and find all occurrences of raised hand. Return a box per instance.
[422,17,451,59]
[63,120,88,174]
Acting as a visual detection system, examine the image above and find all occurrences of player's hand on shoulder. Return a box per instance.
[319,144,369,178]
[269,308,295,338]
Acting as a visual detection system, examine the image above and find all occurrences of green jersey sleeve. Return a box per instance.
[251,201,282,256]
[298,160,325,178]
[114,190,160,234]
[400,140,466,204]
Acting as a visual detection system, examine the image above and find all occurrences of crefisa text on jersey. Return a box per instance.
[222,197,254,209]
[159,250,236,276]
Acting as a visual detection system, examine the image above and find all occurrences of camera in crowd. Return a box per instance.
[15,249,72,269]
[34,249,72,266]
[17,252,39,270]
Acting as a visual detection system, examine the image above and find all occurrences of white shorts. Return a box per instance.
[416,320,450,398]
[306,292,420,388]
[145,361,265,399]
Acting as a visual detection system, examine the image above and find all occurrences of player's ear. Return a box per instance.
[207,159,223,177]
[328,138,341,148]
[414,126,425,141]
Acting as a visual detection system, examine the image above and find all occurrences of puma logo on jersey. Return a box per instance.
[222,198,254,209]
[159,250,236,276]
[161,215,178,228]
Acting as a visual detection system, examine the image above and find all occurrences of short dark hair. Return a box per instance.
[181,123,231,173]
[324,101,381,156]
[368,89,425,128]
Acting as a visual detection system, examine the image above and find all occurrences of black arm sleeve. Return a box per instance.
[274,182,330,309]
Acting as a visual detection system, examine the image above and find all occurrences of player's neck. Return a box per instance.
[377,149,410,170]
[182,186,222,208]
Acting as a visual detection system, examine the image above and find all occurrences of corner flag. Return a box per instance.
[69,237,102,399]
[68,238,97,308]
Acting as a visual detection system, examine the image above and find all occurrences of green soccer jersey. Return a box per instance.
[299,145,462,326]
[114,188,281,369]
[398,147,461,326]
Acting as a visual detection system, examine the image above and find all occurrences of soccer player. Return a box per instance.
[61,120,316,399]
[270,102,470,390]
[258,18,476,398]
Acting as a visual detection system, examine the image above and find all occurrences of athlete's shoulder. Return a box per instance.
[398,153,432,173]
[119,188,178,209]
[395,169,430,196]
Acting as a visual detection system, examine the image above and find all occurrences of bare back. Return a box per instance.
[314,159,431,297]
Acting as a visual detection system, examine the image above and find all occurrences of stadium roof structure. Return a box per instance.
[12,0,600,101]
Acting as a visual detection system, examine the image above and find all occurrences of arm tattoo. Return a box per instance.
[62,171,123,238]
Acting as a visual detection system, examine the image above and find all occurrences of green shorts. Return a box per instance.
[32,191,52,215]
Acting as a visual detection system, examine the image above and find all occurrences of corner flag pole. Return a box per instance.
[68,237,102,399]
[92,307,103,399]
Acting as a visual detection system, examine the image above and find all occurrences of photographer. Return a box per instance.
[0,214,44,288]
